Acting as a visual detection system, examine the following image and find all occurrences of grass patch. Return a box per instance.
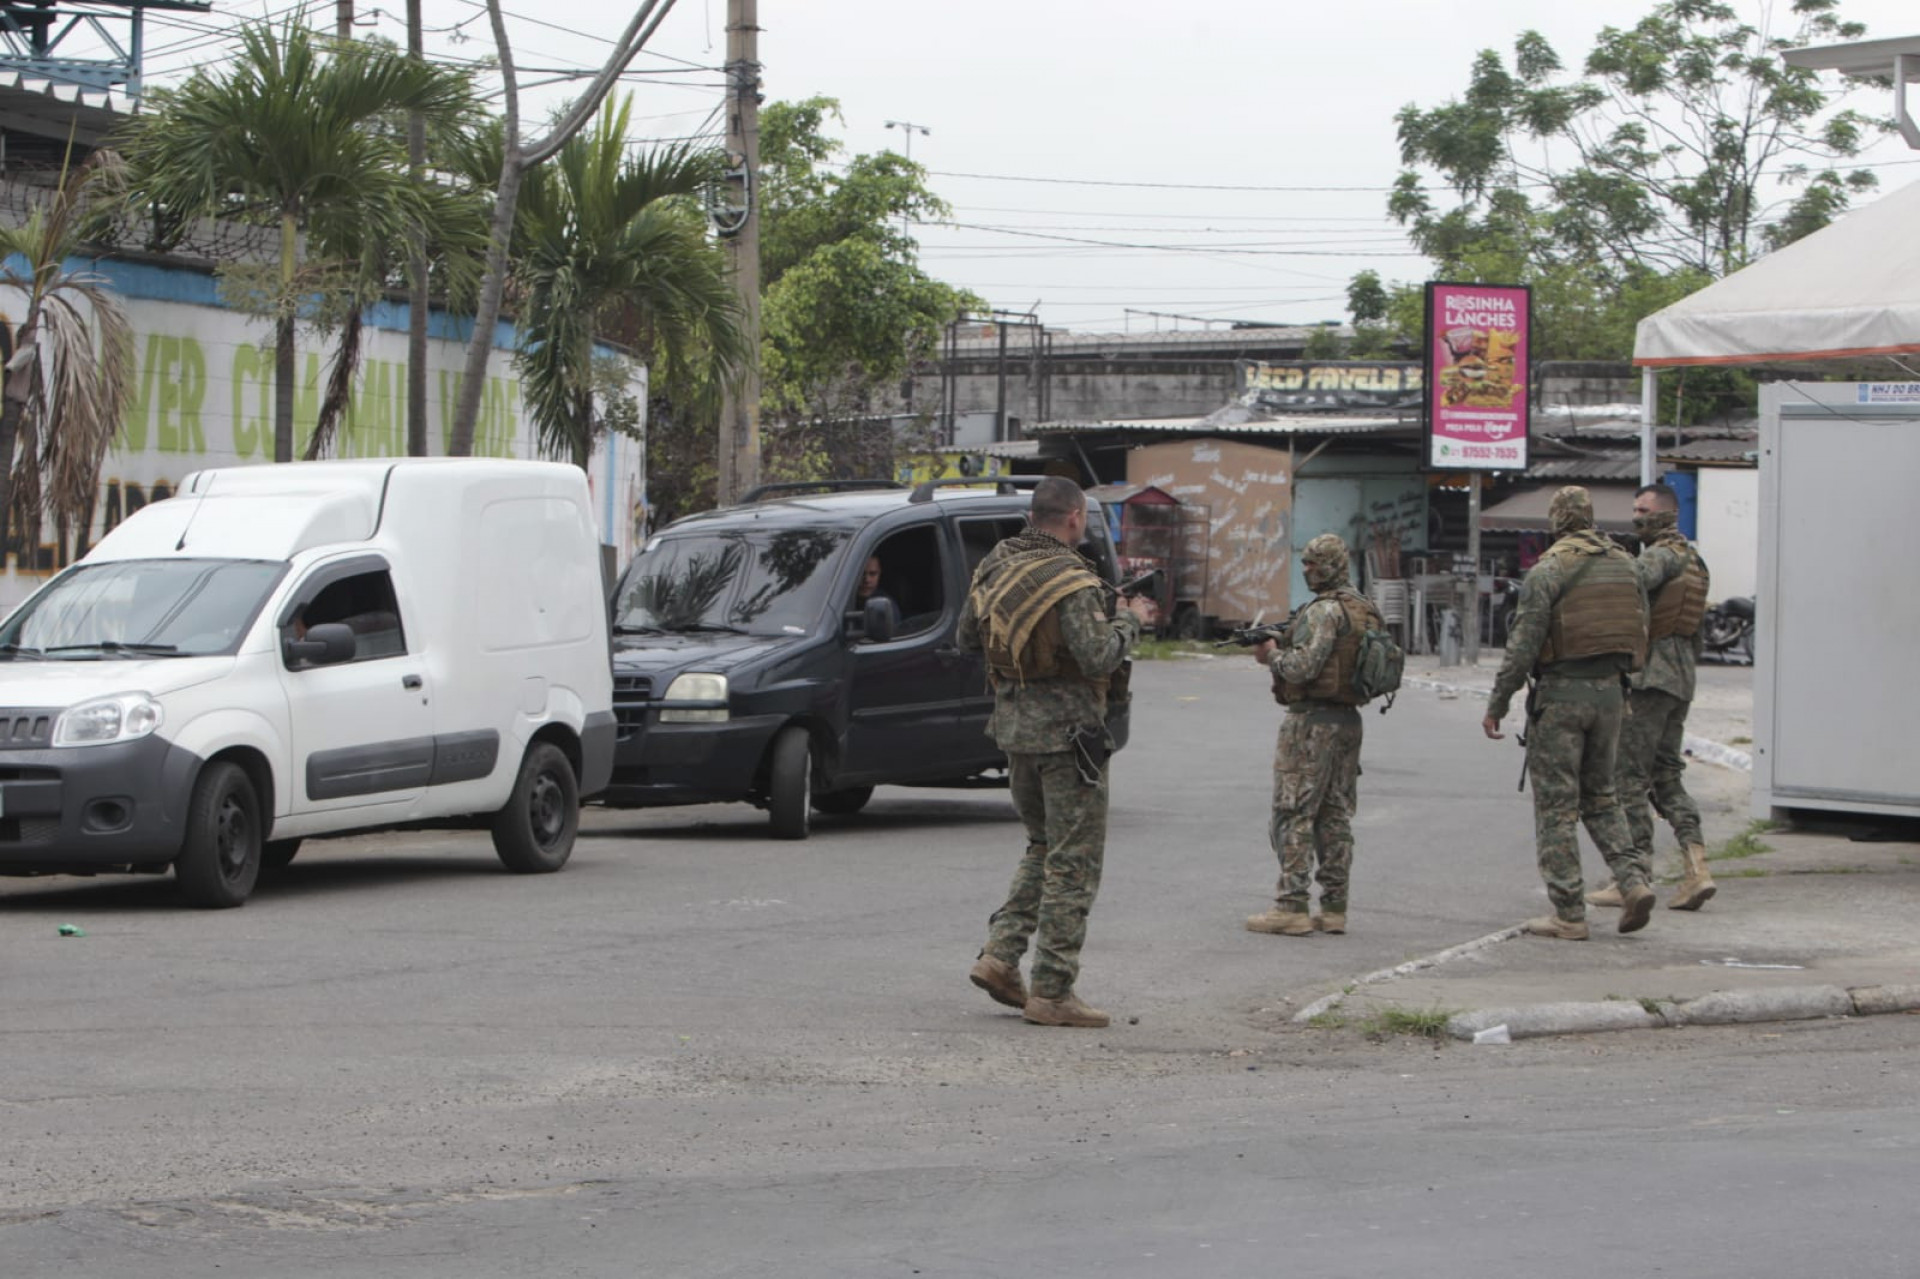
[1132,639,1220,661]
[1709,819,1779,862]
[1306,1011,1349,1030]
[1361,1007,1459,1041]
[1719,868,1770,879]
[1638,998,1664,1016]
[1729,735,1752,745]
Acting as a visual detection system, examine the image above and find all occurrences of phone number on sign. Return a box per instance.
[1456,445,1522,461]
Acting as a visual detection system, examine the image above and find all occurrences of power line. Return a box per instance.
[928,169,1396,193]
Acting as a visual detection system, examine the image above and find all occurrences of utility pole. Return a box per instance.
[405,0,429,456]
[336,0,352,40]
[715,0,761,504]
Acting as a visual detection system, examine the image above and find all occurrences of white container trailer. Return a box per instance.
[1753,382,1920,819]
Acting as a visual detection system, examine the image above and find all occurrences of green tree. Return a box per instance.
[1392,0,1882,278]
[503,98,746,469]
[755,97,980,480]
[0,153,134,562]
[117,19,472,463]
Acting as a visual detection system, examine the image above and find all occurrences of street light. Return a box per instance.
[1782,34,1920,149]
[884,119,930,162]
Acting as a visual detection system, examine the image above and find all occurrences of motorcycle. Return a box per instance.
[1703,595,1755,664]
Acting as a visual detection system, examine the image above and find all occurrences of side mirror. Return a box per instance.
[862,596,900,644]
[286,622,356,667]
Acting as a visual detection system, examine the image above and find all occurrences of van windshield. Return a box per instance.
[0,559,283,659]
[615,529,851,637]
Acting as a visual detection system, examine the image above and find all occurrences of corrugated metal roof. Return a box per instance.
[1526,455,1644,481]
[1659,436,1760,464]
[1029,413,1407,437]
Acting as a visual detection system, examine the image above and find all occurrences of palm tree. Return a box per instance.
[0,153,135,561]
[117,19,473,463]
[464,96,746,469]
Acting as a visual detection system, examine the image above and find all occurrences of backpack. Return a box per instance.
[1349,600,1404,712]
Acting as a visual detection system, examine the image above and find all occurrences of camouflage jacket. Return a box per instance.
[1266,592,1345,703]
[1487,529,1646,721]
[1632,538,1702,703]
[958,531,1141,754]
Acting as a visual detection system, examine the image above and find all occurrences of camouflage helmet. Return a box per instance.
[1548,485,1594,536]
[1301,532,1351,590]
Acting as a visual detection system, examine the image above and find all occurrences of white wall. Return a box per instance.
[0,280,647,612]
[1695,467,1758,601]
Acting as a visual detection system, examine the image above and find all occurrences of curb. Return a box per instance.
[1445,982,1920,1042]
[1401,674,1753,772]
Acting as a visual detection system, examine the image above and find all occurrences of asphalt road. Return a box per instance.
[3,655,1915,1277]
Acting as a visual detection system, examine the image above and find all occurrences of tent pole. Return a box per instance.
[1639,368,1658,486]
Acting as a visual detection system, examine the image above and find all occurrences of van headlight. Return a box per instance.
[659,672,729,723]
[53,693,165,747]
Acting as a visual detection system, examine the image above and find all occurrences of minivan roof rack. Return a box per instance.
[735,480,905,504]
[907,476,1043,504]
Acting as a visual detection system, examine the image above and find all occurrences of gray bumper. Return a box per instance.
[0,735,203,872]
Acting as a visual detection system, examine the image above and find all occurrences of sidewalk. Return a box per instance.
[1297,654,1920,1040]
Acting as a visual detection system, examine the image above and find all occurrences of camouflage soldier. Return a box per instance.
[1246,534,1378,937]
[1588,483,1716,912]
[959,476,1156,1028]
[1483,486,1655,939]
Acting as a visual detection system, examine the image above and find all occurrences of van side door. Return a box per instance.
[276,555,436,817]
[839,520,978,782]
[953,515,1028,751]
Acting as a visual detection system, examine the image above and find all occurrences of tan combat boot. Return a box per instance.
[969,954,1027,1010]
[1669,843,1717,911]
[1523,915,1590,941]
[1617,881,1656,934]
[1315,911,1347,934]
[1585,879,1625,908]
[1246,907,1314,936]
[1023,992,1110,1028]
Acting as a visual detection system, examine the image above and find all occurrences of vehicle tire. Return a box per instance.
[491,742,579,874]
[1170,607,1202,642]
[174,761,263,909]
[811,785,874,816]
[767,726,813,840]
[261,839,302,870]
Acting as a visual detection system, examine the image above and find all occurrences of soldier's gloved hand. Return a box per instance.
[1482,714,1504,740]
[1252,639,1277,664]
[1124,595,1158,626]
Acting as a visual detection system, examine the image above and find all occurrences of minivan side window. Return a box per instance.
[958,517,1026,578]
[866,525,947,638]
[286,570,408,664]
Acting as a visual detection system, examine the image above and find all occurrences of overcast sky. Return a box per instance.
[135,0,1920,334]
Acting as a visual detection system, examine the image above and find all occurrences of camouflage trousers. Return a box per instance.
[984,749,1109,1001]
[1618,688,1704,881]
[1268,706,1362,911]
[1526,685,1644,921]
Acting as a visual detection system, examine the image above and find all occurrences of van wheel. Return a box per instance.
[767,727,812,840]
[175,761,262,909]
[492,742,579,873]
[811,785,873,816]
[262,839,302,870]
[1171,606,1202,641]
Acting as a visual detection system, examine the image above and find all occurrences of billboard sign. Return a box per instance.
[1423,282,1530,470]
[1239,360,1423,412]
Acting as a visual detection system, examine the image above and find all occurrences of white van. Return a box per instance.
[0,459,615,907]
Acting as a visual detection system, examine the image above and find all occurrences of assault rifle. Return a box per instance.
[1105,567,1164,601]
[1215,612,1294,650]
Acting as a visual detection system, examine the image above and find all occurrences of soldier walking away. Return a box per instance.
[959,476,1157,1028]
[1246,534,1380,938]
[1588,483,1716,912]
[1482,486,1654,940]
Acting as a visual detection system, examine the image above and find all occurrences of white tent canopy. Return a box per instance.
[1633,178,1920,367]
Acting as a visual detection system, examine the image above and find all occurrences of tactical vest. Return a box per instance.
[985,602,1112,699]
[1276,590,1375,706]
[1537,539,1646,669]
[1646,535,1710,640]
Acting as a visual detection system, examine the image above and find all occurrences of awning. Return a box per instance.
[1479,484,1636,534]
[1633,178,1920,367]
